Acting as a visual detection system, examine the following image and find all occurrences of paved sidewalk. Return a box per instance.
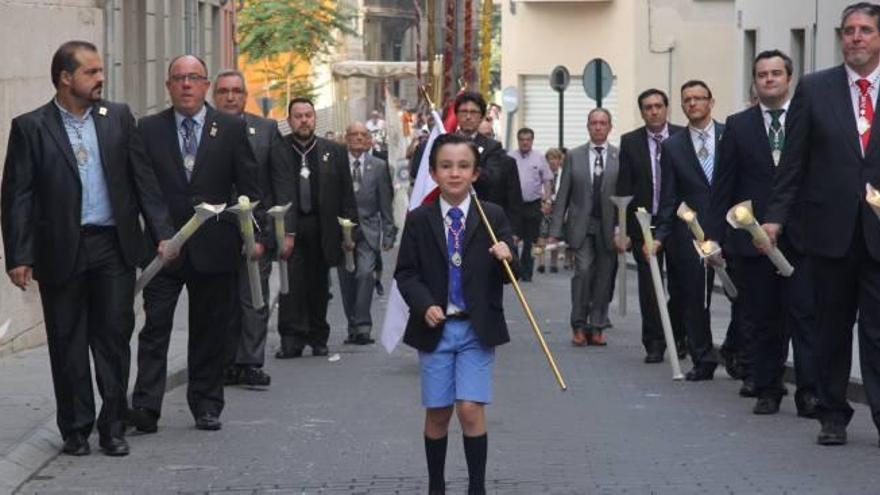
[0,292,192,495]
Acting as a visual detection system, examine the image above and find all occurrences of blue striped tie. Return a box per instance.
[698,131,713,183]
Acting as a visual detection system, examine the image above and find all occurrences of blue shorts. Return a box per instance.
[419,318,496,408]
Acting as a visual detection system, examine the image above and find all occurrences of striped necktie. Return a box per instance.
[697,130,713,183]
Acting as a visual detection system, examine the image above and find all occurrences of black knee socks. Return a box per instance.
[424,435,448,492]
[463,433,488,495]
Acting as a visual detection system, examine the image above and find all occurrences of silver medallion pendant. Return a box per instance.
[300,166,311,179]
[75,145,88,165]
[772,149,781,166]
[451,252,462,267]
[184,154,196,172]
[353,182,360,193]
[697,147,709,161]
[858,116,872,136]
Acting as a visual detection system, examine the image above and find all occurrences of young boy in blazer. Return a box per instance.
[395,133,517,495]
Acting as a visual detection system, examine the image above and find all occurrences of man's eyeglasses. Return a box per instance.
[169,73,208,84]
[683,96,710,104]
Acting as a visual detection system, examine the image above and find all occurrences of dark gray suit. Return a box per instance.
[232,113,281,367]
[337,153,395,338]
[549,142,620,332]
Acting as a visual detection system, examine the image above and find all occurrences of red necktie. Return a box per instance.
[856,78,874,151]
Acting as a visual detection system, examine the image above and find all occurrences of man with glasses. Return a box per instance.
[212,70,293,388]
[653,80,724,381]
[129,55,266,433]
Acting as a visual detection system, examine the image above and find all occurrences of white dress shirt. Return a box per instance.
[759,100,791,135]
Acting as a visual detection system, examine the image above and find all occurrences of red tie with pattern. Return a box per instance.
[856,78,874,151]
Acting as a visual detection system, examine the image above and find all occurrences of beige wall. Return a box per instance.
[501,0,737,141]
[0,1,105,355]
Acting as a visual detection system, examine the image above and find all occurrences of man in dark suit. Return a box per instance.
[764,3,880,445]
[129,55,265,433]
[653,80,724,381]
[409,92,523,238]
[709,50,819,417]
[616,89,686,363]
[1,41,174,456]
[212,69,292,388]
[274,97,359,358]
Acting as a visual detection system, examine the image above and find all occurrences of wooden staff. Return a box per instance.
[470,190,568,391]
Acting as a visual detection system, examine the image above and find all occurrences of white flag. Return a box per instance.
[380,110,446,353]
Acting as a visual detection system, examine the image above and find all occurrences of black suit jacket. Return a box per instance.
[709,105,805,256]
[273,135,358,267]
[409,134,524,235]
[655,121,725,253]
[2,100,173,285]
[395,199,518,353]
[766,64,880,260]
[616,123,685,241]
[138,105,263,274]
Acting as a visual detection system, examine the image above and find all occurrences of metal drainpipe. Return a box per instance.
[647,0,675,99]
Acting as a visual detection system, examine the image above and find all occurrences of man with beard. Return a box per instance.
[129,55,265,433]
[764,2,880,445]
[274,97,359,358]
[1,41,174,456]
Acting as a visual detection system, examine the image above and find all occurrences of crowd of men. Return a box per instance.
[2,1,879,462]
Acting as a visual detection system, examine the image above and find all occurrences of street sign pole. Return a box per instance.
[550,65,570,150]
[558,90,564,150]
[501,86,519,150]
[595,62,603,108]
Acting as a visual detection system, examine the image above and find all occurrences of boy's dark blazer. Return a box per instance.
[395,198,518,353]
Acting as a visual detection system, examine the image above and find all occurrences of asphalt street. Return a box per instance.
[18,257,880,494]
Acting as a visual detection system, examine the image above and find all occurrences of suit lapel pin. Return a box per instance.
[98,106,108,116]
[322,152,330,162]
[209,123,218,137]
[249,127,256,136]
[478,146,484,154]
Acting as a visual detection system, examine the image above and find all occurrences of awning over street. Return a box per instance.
[330,61,418,80]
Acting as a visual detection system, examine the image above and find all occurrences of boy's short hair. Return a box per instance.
[454,91,488,116]
[545,147,564,161]
[428,134,481,171]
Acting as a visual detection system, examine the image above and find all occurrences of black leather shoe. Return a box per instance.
[644,351,663,364]
[685,365,715,381]
[753,396,781,415]
[355,334,375,345]
[239,366,271,387]
[817,422,847,445]
[62,433,90,456]
[311,345,329,357]
[721,350,745,380]
[739,380,757,398]
[537,265,546,274]
[128,407,159,434]
[99,436,130,456]
[275,346,304,359]
[195,413,222,431]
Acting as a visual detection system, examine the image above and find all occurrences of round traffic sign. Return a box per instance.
[550,65,570,93]
[501,86,519,113]
[582,58,614,100]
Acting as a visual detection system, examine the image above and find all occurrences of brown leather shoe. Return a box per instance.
[588,331,607,346]
[571,329,587,347]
